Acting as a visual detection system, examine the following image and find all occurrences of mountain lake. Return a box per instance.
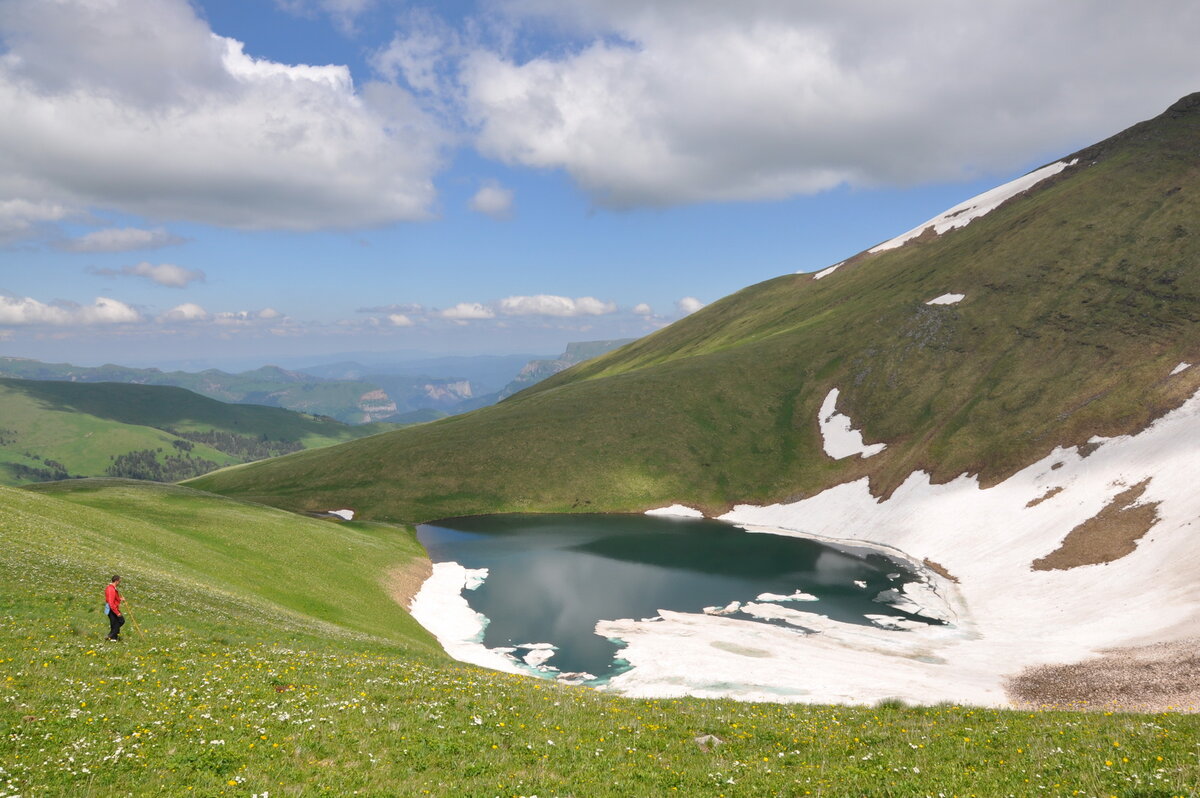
[417,513,940,684]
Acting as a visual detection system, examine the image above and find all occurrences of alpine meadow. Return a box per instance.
[5,1,1200,793]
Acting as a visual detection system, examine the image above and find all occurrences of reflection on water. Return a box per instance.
[417,514,929,682]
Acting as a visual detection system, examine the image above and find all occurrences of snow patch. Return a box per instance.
[811,261,844,280]
[1171,362,1191,376]
[926,293,965,306]
[870,160,1078,254]
[600,387,1200,706]
[819,388,886,459]
[328,509,354,521]
[645,504,705,518]
[408,563,523,674]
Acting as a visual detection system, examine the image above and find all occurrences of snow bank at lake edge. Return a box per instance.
[600,387,1200,706]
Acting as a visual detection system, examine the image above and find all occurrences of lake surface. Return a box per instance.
[417,513,932,683]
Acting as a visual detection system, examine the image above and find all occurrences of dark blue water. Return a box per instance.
[417,513,929,682]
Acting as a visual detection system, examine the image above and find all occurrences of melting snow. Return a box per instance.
[645,504,705,518]
[408,563,522,674]
[870,159,1078,254]
[1171,362,1192,376]
[756,590,820,602]
[598,388,1200,706]
[811,261,844,280]
[926,293,965,306]
[328,509,354,520]
[819,388,887,459]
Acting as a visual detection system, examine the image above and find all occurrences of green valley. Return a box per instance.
[0,378,397,486]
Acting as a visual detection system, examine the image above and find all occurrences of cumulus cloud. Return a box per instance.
[0,0,443,230]
[468,181,515,219]
[388,313,414,326]
[58,226,186,253]
[463,1,1200,206]
[676,296,705,315]
[90,262,206,288]
[159,302,208,323]
[0,295,141,326]
[497,294,616,317]
[213,309,283,325]
[0,199,72,244]
[632,302,653,315]
[440,302,495,320]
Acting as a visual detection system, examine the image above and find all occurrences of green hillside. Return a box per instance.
[4,480,1197,795]
[191,94,1200,523]
[0,378,397,486]
[0,359,393,423]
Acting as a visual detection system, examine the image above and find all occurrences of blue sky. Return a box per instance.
[2,0,1198,369]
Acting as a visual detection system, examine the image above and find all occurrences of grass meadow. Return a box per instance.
[3,481,1198,796]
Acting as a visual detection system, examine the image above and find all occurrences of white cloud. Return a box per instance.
[632,302,653,315]
[676,296,705,315]
[258,308,281,320]
[468,181,515,220]
[159,302,208,323]
[388,313,414,326]
[91,262,205,288]
[440,302,495,320]
[0,0,444,230]
[497,294,616,317]
[463,1,1200,206]
[0,295,141,326]
[275,0,375,34]
[59,226,185,253]
[0,199,72,243]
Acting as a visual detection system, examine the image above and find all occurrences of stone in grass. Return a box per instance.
[694,734,725,753]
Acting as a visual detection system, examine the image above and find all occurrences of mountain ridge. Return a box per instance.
[190,93,1200,524]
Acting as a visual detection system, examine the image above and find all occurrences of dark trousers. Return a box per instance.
[107,610,125,640]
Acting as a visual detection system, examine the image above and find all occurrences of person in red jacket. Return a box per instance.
[104,575,125,641]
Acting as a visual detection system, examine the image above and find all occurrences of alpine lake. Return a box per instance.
[417,513,937,684]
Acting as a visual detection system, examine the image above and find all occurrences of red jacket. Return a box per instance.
[105,583,122,616]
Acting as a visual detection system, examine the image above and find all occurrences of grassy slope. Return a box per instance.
[3,480,1197,796]
[0,378,396,486]
[190,95,1200,523]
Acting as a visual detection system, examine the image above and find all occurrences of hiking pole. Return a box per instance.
[124,604,146,640]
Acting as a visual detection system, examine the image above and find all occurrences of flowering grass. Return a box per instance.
[3,481,1199,796]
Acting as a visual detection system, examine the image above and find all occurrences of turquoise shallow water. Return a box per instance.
[417,513,930,681]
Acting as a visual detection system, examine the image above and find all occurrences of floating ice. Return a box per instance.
[703,601,742,616]
[756,590,819,602]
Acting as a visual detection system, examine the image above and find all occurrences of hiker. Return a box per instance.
[104,575,125,641]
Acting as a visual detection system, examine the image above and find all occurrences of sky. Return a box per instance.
[1,0,1198,370]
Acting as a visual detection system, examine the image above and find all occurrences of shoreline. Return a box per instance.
[398,388,1200,710]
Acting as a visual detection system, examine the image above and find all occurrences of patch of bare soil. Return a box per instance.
[1025,485,1064,508]
[383,558,433,609]
[1007,638,1200,713]
[1031,479,1159,571]
[922,558,959,583]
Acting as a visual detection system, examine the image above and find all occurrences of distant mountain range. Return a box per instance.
[0,377,397,486]
[0,340,633,425]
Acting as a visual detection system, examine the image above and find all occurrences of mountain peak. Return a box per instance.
[1166,91,1200,117]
